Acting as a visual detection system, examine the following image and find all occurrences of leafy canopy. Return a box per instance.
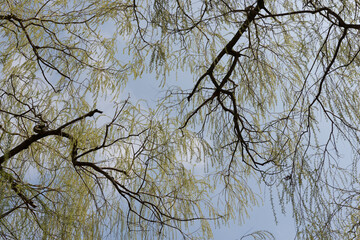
[1,0,360,239]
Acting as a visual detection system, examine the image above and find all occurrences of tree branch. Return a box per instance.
[0,109,102,166]
[187,2,263,100]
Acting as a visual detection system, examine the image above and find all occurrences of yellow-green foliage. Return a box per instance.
[2,0,360,239]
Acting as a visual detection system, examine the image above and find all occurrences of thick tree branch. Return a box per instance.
[187,2,263,100]
[0,109,102,166]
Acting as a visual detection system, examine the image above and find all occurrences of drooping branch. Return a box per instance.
[0,169,37,208]
[309,28,348,108]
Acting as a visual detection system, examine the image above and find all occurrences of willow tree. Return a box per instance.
[1,0,360,239]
